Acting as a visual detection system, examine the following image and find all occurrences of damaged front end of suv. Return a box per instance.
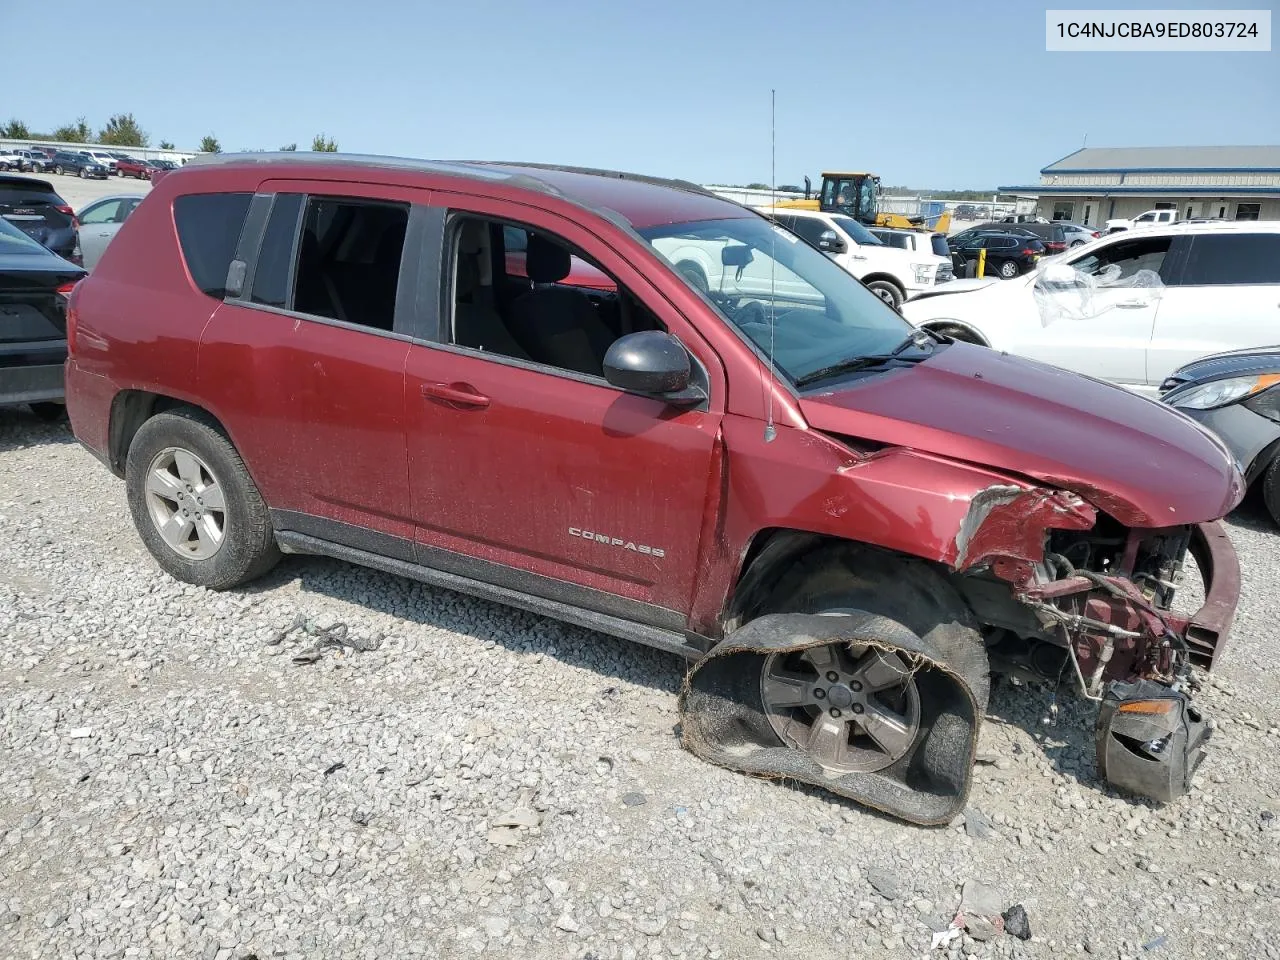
[947,483,1238,803]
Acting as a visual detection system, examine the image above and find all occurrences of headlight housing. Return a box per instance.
[1168,374,1280,410]
[912,264,934,284]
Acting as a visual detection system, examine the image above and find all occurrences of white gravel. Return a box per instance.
[2,409,1278,960]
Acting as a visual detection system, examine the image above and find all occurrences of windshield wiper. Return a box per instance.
[794,332,934,387]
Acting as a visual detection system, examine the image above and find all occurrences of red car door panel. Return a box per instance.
[199,304,414,542]
[404,344,719,617]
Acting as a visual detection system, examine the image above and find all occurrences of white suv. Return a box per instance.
[762,209,953,307]
[900,221,1280,395]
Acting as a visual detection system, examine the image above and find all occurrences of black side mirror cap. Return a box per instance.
[603,331,705,407]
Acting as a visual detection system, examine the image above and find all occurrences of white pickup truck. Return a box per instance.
[1105,208,1177,233]
[759,209,953,307]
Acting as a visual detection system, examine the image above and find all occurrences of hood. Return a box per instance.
[799,343,1242,527]
[1164,346,1280,389]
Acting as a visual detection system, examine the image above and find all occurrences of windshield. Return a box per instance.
[0,216,48,254]
[831,215,882,246]
[640,217,914,385]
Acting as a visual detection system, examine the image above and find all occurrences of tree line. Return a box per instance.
[1,115,338,155]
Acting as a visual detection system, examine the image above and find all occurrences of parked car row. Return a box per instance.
[0,146,175,179]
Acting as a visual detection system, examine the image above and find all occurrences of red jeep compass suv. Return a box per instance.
[64,153,1242,822]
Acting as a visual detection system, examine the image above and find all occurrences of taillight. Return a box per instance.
[1021,248,1039,256]
[55,204,79,228]
[64,281,82,352]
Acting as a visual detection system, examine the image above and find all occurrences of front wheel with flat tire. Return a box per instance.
[998,259,1019,279]
[866,280,904,309]
[125,408,280,590]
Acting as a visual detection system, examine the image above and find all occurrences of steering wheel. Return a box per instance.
[734,300,767,326]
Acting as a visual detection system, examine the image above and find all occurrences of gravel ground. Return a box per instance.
[1,409,1278,960]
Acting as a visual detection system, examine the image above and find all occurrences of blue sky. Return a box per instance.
[5,0,1277,188]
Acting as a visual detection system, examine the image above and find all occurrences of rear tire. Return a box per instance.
[998,259,1019,279]
[866,280,904,309]
[125,408,280,590]
[1261,454,1280,528]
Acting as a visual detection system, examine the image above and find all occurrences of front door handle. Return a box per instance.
[1116,299,1148,309]
[420,381,490,409]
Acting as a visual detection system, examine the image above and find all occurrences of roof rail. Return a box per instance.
[474,161,716,198]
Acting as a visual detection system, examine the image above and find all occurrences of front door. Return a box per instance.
[403,203,723,620]
[1007,233,1173,387]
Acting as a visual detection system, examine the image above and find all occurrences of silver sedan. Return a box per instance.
[77,194,146,270]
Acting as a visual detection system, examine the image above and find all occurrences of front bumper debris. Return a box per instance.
[1096,679,1211,802]
[679,611,988,826]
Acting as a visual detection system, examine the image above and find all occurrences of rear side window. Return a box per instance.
[174,193,252,298]
[1180,234,1280,286]
[250,194,303,308]
[881,233,910,250]
[292,196,408,332]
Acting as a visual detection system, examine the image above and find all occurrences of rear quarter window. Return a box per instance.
[173,193,253,298]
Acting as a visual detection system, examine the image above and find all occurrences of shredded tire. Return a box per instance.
[679,610,988,825]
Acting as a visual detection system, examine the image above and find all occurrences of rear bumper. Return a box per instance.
[0,362,65,405]
[64,357,117,471]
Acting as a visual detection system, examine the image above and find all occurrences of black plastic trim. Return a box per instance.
[271,509,688,634]
[273,526,699,660]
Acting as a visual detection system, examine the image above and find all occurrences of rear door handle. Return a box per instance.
[1116,300,1148,309]
[420,381,490,409]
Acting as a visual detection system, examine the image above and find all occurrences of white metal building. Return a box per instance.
[999,146,1280,227]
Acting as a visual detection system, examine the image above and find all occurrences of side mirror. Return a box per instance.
[721,245,753,268]
[818,229,847,254]
[603,331,705,407]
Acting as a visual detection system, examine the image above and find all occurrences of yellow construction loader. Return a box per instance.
[775,171,951,234]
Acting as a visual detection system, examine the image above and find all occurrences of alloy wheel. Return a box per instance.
[143,447,227,560]
[760,642,921,774]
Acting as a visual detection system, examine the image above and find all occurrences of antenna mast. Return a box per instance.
[764,88,777,443]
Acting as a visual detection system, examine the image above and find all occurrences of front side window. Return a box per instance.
[448,215,663,379]
[1069,236,1171,284]
[1180,234,1280,286]
[641,216,913,385]
[174,192,253,298]
[831,215,882,246]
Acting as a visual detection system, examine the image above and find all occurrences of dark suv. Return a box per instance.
[0,175,80,261]
[49,151,108,179]
[65,154,1242,822]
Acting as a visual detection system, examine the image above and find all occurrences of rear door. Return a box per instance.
[1147,232,1280,383]
[196,185,420,548]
